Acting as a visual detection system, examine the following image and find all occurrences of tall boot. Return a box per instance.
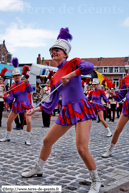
[106,127,112,137]
[21,157,45,178]
[102,143,115,158]
[88,170,101,193]
[25,132,31,146]
[0,131,11,142]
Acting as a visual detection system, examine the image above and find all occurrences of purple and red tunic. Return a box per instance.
[113,74,129,116]
[40,58,97,125]
[88,88,110,114]
[4,81,33,113]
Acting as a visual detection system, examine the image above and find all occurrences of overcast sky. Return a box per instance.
[0,0,129,63]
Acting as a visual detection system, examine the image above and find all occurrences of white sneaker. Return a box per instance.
[0,137,11,142]
[88,170,101,193]
[21,167,43,178]
[25,132,31,146]
[0,131,11,142]
[102,143,114,158]
[107,131,112,137]
[25,139,31,146]
[102,149,112,158]
[106,127,112,137]
[88,181,101,193]
[21,158,45,178]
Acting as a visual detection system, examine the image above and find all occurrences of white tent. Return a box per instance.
[29,63,91,92]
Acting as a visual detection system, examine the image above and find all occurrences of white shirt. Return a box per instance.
[0,84,4,102]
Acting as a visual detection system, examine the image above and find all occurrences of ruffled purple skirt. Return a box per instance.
[91,103,105,114]
[122,101,129,117]
[56,98,96,125]
[11,100,33,113]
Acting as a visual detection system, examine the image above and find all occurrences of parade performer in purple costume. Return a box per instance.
[21,28,101,193]
[0,67,7,127]
[102,74,129,158]
[0,58,33,145]
[88,78,112,137]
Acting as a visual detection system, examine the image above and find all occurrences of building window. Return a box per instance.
[114,67,119,73]
[7,54,12,63]
[109,67,113,73]
[103,67,108,73]
[113,78,119,88]
[120,67,125,73]
[96,67,102,73]
[2,54,5,62]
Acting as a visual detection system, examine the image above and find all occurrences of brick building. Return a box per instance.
[0,40,12,64]
[37,54,57,66]
[37,54,129,88]
[82,57,129,88]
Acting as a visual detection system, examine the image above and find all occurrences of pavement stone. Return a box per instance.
[0,111,129,193]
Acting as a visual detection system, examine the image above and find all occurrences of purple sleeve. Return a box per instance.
[4,91,14,103]
[113,84,127,102]
[76,60,94,75]
[25,83,33,93]
[40,85,60,114]
[101,91,110,104]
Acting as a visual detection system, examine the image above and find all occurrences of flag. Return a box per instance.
[91,70,114,89]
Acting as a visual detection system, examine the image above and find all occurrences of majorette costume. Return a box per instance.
[102,75,129,158]
[113,74,129,116]
[14,66,32,130]
[21,65,32,104]
[21,28,101,193]
[0,67,7,127]
[88,78,110,114]
[4,59,33,113]
[40,28,96,125]
[0,58,33,145]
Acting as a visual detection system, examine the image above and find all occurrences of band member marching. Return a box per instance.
[21,28,101,193]
[0,58,33,145]
[88,78,112,137]
[0,67,7,127]
[14,66,33,130]
[102,74,129,158]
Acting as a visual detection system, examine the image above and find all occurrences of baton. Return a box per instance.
[34,83,63,109]
[4,81,25,95]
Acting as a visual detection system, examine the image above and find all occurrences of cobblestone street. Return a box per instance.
[0,111,129,193]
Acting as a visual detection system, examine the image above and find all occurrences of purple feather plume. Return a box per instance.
[11,58,19,68]
[57,28,72,41]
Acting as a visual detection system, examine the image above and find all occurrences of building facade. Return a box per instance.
[0,40,12,64]
[82,57,129,88]
[40,55,129,88]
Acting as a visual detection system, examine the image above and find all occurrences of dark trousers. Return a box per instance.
[42,111,51,127]
[117,104,122,118]
[9,102,12,110]
[0,102,4,126]
[107,108,111,121]
[14,113,24,128]
[111,104,116,121]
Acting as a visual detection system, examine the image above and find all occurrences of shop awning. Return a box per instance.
[0,63,22,78]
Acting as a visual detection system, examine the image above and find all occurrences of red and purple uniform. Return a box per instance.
[113,74,129,116]
[40,58,97,125]
[88,88,110,114]
[4,81,33,113]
